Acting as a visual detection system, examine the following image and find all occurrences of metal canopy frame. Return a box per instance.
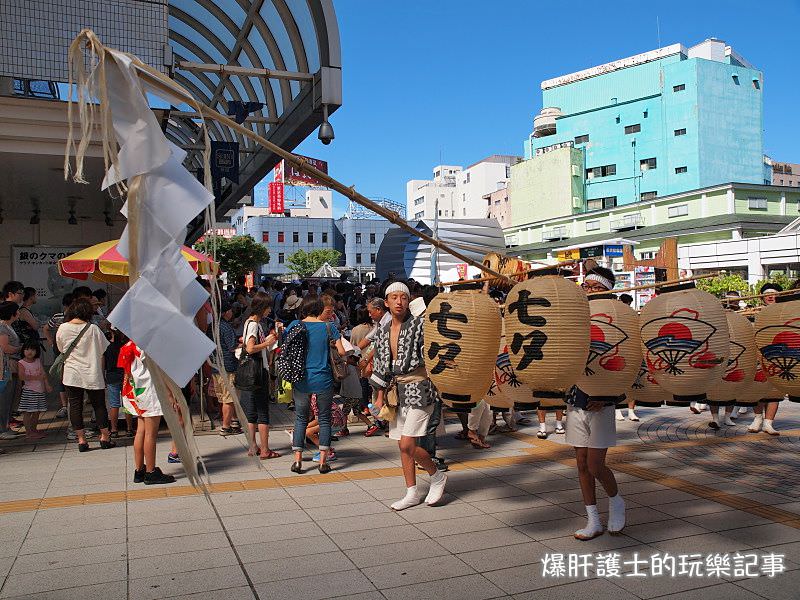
[166,0,341,240]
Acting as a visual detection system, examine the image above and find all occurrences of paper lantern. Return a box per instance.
[639,284,729,405]
[753,294,800,402]
[737,363,785,407]
[482,252,529,290]
[628,359,665,407]
[505,275,590,407]
[487,315,538,411]
[707,311,757,406]
[424,290,501,410]
[576,296,641,400]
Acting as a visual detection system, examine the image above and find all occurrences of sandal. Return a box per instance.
[247,446,260,457]
[259,450,281,460]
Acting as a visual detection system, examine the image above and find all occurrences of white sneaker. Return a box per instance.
[608,495,626,534]
[391,488,423,511]
[628,410,640,422]
[425,472,447,506]
[615,409,625,421]
[748,415,763,433]
[723,416,736,427]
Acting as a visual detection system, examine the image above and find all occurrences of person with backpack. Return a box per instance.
[236,292,279,459]
[280,294,346,475]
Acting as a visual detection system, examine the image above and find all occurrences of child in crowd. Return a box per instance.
[17,340,50,440]
[105,329,133,438]
[336,351,378,437]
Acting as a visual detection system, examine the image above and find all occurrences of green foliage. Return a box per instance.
[696,272,794,307]
[752,272,793,305]
[286,249,342,277]
[195,235,269,285]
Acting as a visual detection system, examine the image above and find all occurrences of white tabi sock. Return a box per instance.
[616,409,625,421]
[538,422,546,433]
[748,414,763,432]
[425,470,447,506]
[763,419,779,435]
[608,494,626,533]
[391,486,422,511]
[575,504,603,540]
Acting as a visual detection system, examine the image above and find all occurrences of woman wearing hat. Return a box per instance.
[283,288,302,322]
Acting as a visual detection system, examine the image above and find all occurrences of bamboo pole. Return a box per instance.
[125,60,513,285]
[439,260,579,288]
[589,272,722,296]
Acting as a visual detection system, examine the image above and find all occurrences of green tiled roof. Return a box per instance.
[509,214,793,256]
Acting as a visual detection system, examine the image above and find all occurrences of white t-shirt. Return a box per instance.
[56,322,110,390]
[243,319,268,366]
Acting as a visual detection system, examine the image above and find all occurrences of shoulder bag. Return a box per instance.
[234,321,264,391]
[325,322,348,382]
[49,323,91,381]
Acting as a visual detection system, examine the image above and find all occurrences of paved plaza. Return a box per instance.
[2,403,800,600]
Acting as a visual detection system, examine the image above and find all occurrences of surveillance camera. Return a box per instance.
[318,121,334,145]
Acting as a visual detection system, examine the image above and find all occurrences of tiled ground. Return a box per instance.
[1,401,800,599]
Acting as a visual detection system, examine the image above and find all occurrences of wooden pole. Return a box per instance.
[127,61,513,285]
[439,260,579,288]
[588,272,721,296]
[719,288,800,304]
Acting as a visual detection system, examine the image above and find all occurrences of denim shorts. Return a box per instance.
[106,382,123,409]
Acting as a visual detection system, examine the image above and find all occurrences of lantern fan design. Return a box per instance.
[628,359,665,407]
[754,294,800,401]
[707,311,757,406]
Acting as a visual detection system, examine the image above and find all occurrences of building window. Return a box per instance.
[640,157,657,171]
[292,231,299,243]
[262,232,269,243]
[668,204,688,218]
[586,164,616,179]
[505,166,511,178]
[308,232,314,243]
[434,170,440,178]
[574,134,589,144]
[673,83,685,92]
[370,233,376,244]
[356,253,362,264]
[640,251,656,259]
[748,197,768,210]
[640,191,657,201]
[752,79,760,90]
[675,166,688,174]
[586,220,600,231]
[355,233,362,244]
[277,231,284,243]
[414,211,424,219]
[674,128,686,136]
[624,124,641,134]
[414,196,425,206]
[587,196,617,211]
[370,253,376,263]
[278,252,285,263]
[732,74,740,85]
[643,110,648,118]
[465,173,470,184]
[322,232,328,244]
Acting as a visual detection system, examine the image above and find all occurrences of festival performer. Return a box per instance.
[371,282,447,510]
[748,282,784,434]
[567,266,625,540]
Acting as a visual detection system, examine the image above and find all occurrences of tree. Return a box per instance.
[286,249,342,277]
[195,235,269,285]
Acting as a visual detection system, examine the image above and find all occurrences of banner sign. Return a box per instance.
[210,141,239,183]
[456,263,468,279]
[274,154,328,187]
[12,245,85,321]
[556,249,580,261]
[604,244,624,257]
[269,181,285,214]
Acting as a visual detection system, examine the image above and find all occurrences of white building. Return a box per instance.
[406,155,520,221]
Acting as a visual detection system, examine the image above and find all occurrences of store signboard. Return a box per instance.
[604,244,624,257]
[11,245,85,321]
[268,181,285,214]
[556,249,580,261]
[579,245,604,258]
[274,154,328,187]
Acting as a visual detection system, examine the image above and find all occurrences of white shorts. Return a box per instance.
[565,404,616,449]
[389,404,434,440]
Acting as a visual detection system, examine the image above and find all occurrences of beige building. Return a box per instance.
[485,187,512,228]
[772,161,800,187]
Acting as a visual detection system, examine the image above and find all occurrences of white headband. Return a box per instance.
[585,273,613,291]
[385,282,411,299]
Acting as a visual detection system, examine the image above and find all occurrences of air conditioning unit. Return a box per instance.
[572,197,583,209]
[571,164,580,177]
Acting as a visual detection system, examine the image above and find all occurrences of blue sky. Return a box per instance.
[255,0,800,217]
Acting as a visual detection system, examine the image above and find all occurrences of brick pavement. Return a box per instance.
[1,402,800,599]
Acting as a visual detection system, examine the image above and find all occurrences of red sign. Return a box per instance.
[268,181,285,214]
[456,264,468,279]
[274,154,328,187]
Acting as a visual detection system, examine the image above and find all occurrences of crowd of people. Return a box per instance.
[0,268,795,537]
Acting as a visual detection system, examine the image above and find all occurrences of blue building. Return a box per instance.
[525,39,768,211]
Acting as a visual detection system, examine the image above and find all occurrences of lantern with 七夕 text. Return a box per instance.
[576,296,641,401]
[628,359,666,407]
[639,284,729,406]
[504,275,590,407]
[424,290,501,410]
[753,294,800,402]
[707,311,757,406]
